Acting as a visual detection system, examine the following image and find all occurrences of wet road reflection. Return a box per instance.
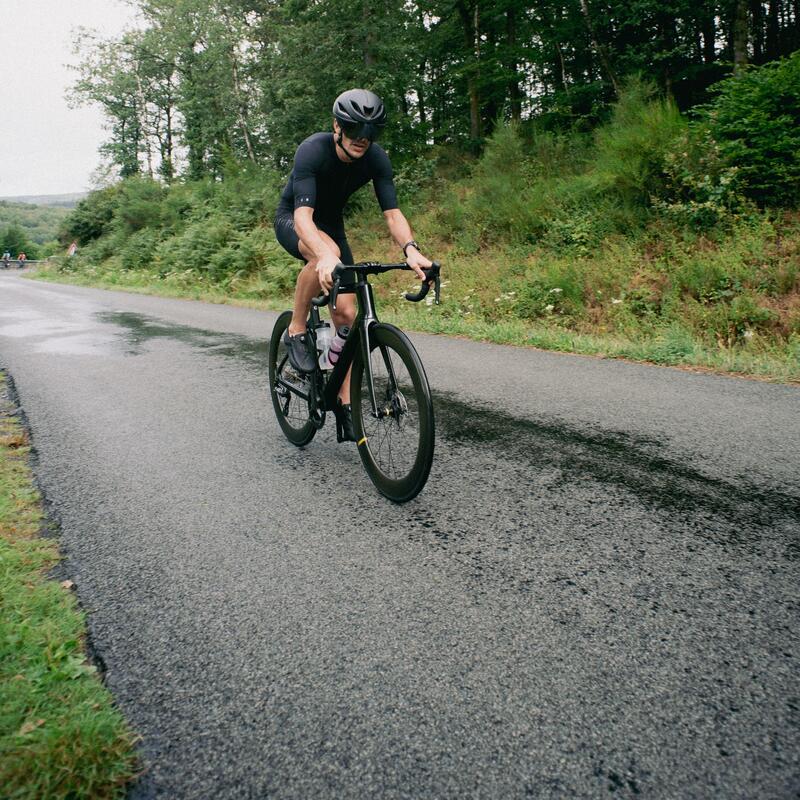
[96,311,269,364]
[100,311,799,564]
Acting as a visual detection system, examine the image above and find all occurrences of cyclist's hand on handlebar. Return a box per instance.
[405,248,433,282]
[316,253,341,293]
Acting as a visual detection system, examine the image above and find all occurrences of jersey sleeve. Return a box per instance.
[291,138,320,210]
[371,146,399,212]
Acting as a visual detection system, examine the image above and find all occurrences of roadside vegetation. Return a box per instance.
[38,55,800,382]
[0,375,137,798]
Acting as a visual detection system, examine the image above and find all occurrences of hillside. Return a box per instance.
[0,193,86,208]
[0,200,71,258]
[37,55,800,382]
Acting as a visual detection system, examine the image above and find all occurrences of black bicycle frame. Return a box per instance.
[281,260,439,421]
[311,272,391,419]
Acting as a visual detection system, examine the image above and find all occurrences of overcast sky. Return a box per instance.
[0,0,140,198]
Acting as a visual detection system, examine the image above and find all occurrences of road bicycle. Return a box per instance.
[268,261,441,503]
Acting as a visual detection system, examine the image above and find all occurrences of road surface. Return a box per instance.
[0,275,797,798]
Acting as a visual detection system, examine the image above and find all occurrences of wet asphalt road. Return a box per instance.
[0,274,798,799]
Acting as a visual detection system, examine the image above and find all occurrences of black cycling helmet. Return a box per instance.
[332,88,386,143]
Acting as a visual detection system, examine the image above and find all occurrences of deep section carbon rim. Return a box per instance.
[353,324,434,502]
[268,311,316,446]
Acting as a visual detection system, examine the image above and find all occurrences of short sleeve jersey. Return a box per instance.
[277,133,398,230]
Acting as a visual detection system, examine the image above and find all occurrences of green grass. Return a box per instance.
[0,376,137,799]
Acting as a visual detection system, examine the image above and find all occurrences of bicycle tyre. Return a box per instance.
[351,323,434,502]
[268,311,317,447]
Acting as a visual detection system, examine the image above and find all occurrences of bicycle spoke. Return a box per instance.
[358,341,421,481]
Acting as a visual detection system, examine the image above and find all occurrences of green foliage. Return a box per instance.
[0,202,70,246]
[0,224,38,258]
[592,80,687,206]
[445,84,688,254]
[120,228,163,270]
[115,177,168,234]
[699,52,800,207]
[60,187,120,245]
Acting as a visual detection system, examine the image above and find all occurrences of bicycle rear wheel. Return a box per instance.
[351,323,434,502]
[268,311,317,446]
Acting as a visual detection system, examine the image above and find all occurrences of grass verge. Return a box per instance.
[0,374,137,799]
[27,267,800,384]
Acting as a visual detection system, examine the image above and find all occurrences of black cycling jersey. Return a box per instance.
[276,133,398,231]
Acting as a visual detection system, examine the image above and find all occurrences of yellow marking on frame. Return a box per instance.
[357,436,368,446]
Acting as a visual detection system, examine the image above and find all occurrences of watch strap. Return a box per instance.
[402,240,420,258]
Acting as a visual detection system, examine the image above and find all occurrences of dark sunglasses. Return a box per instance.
[339,120,383,141]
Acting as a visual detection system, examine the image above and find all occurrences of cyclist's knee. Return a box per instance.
[332,298,355,326]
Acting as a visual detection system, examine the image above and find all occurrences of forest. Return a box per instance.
[49,0,800,379]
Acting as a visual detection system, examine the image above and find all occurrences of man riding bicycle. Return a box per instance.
[274,88,432,441]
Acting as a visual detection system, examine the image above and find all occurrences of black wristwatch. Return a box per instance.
[402,240,420,258]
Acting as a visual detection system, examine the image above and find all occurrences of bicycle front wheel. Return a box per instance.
[351,324,434,503]
[268,311,317,447]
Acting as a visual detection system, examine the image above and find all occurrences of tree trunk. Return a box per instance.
[456,0,482,140]
[133,71,154,178]
[750,0,763,61]
[702,13,717,63]
[765,0,780,58]
[579,0,619,95]
[230,49,257,163]
[417,69,427,128]
[506,6,522,123]
[733,0,749,72]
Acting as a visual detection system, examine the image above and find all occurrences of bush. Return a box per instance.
[0,224,37,258]
[701,294,778,346]
[154,218,235,276]
[513,260,585,321]
[120,228,162,271]
[115,177,168,234]
[463,123,542,244]
[60,186,120,244]
[699,52,800,207]
[593,79,687,206]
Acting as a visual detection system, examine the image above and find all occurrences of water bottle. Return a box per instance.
[315,323,333,369]
[328,325,350,366]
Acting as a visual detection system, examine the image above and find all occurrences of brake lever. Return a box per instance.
[330,274,341,310]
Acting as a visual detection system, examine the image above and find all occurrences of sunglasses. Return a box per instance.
[339,121,383,141]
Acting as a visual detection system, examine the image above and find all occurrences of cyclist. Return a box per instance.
[274,88,432,440]
[2,251,9,269]
[17,252,26,269]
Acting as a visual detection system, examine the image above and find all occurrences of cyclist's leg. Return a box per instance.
[328,236,356,404]
[287,231,348,337]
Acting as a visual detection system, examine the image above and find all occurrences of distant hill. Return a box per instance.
[0,200,72,248]
[0,192,87,208]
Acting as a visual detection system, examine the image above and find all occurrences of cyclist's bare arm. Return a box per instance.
[383,208,431,279]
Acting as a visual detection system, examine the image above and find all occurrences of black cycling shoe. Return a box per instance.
[334,400,356,443]
[282,329,317,373]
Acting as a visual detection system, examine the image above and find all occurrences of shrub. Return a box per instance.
[656,126,747,229]
[593,79,687,207]
[699,51,800,207]
[513,260,585,321]
[120,228,162,271]
[115,177,168,234]
[701,294,778,346]
[58,186,120,244]
[465,123,542,244]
